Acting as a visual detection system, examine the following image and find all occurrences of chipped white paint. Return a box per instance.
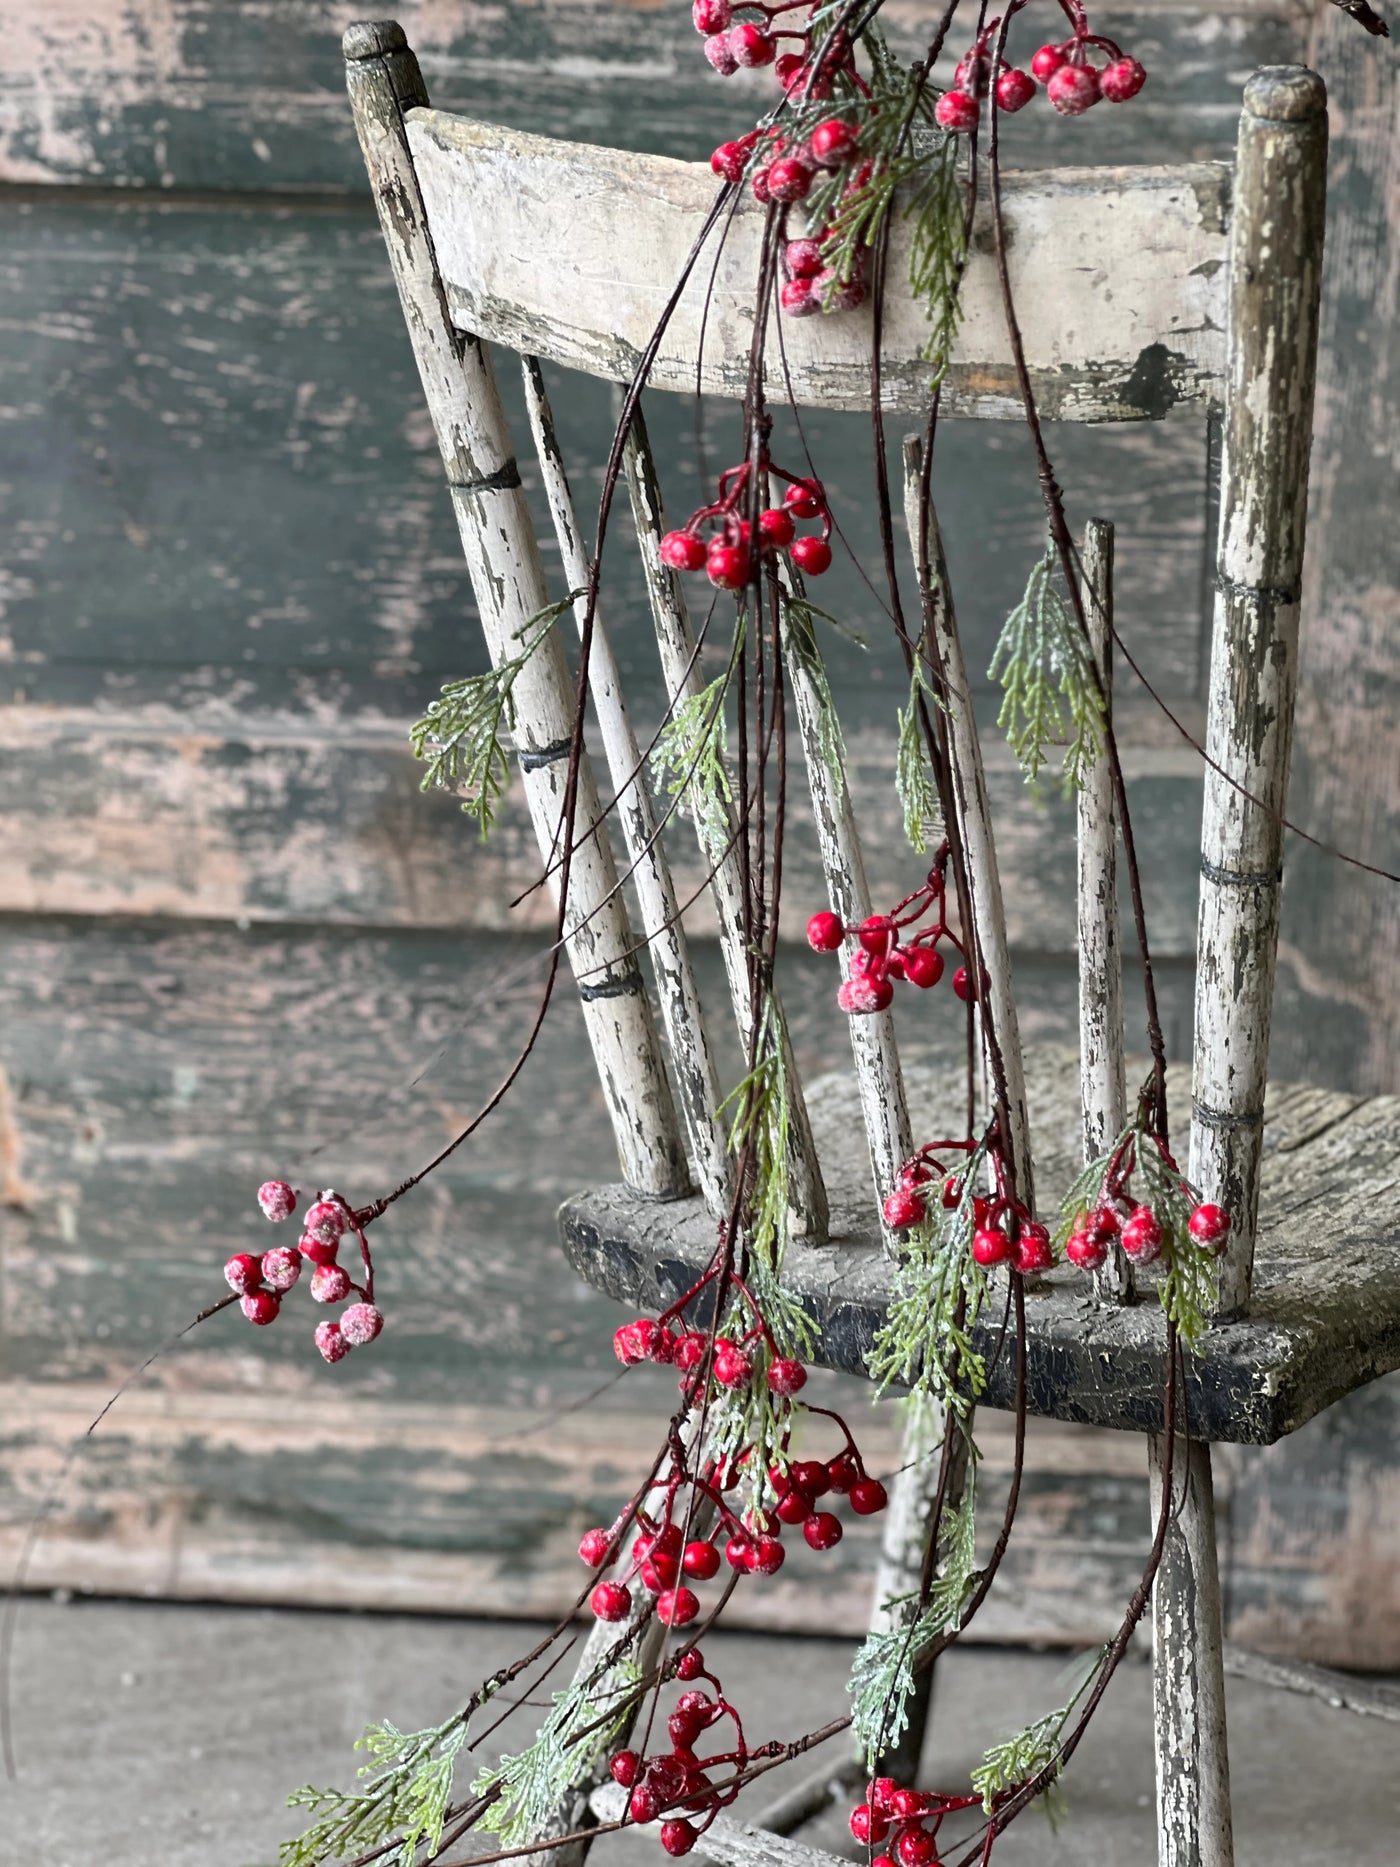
[345,24,687,1196]
[1192,67,1329,1319]
[521,356,732,1216]
[408,111,1230,422]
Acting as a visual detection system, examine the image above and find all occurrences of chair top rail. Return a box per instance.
[407,109,1230,423]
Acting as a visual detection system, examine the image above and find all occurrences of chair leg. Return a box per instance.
[1148,1434,1234,1867]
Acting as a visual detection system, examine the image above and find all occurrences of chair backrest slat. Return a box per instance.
[346,25,690,1199]
[406,108,1230,421]
[521,357,733,1217]
[622,406,828,1241]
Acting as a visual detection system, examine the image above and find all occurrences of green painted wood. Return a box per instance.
[0,3,1304,191]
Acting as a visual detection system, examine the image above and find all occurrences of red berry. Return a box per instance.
[838,972,894,1015]
[1088,1204,1122,1245]
[338,1302,383,1347]
[676,1649,705,1680]
[310,1263,351,1304]
[1101,57,1147,103]
[858,914,896,954]
[883,1186,928,1230]
[1121,1204,1164,1264]
[849,1478,888,1516]
[780,275,820,319]
[260,1246,302,1293]
[826,1452,858,1494]
[683,1539,721,1580]
[869,1779,899,1815]
[806,910,845,952]
[668,1707,704,1749]
[240,1288,279,1326]
[224,1253,263,1297]
[1066,1227,1109,1271]
[725,1534,752,1571]
[314,1319,349,1362]
[790,535,832,576]
[629,1783,660,1825]
[710,140,747,181]
[657,1586,700,1627]
[1014,1221,1054,1275]
[791,1459,829,1498]
[941,1173,963,1210]
[703,33,739,77]
[707,543,750,590]
[653,1523,683,1557]
[661,1820,698,1857]
[298,1230,339,1267]
[1189,1203,1231,1253]
[953,55,990,96]
[785,238,825,279]
[815,268,867,313]
[901,945,944,989]
[303,1199,346,1243]
[641,1554,679,1592]
[775,1487,813,1525]
[660,530,707,572]
[783,480,824,520]
[952,963,990,1003]
[614,1322,645,1365]
[591,1581,631,1622]
[996,67,1037,112]
[972,1225,1011,1267]
[1048,63,1101,115]
[257,1180,296,1222]
[579,1527,613,1567]
[750,1535,786,1575]
[673,1332,706,1370]
[767,157,813,202]
[713,1340,752,1389]
[729,23,775,68]
[692,0,731,32]
[774,52,804,91]
[757,508,796,551]
[889,1787,930,1819]
[850,1804,889,1846]
[1031,44,1066,81]
[803,1511,842,1551]
[936,90,980,133]
[767,1357,807,1396]
[897,1830,936,1867]
[810,118,859,166]
[611,1749,641,1788]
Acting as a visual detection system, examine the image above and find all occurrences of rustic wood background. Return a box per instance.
[1,1,1396,1666]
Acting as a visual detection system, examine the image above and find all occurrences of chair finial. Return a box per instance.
[343,20,408,63]
[1244,64,1327,123]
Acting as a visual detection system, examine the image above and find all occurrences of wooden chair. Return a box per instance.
[345,23,1399,1865]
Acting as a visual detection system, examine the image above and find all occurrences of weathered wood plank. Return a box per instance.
[0,4,1307,191]
[413,112,1230,421]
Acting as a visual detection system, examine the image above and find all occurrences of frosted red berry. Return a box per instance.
[1014,1221,1054,1274]
[657,1586,700,1627]
[883,1186,928,1230]
[972,1225,1011,1267]
[806,910,845,952]
[816,269,867,313]
[803,1510,842,1551]
[811,118,859,166]
[1189,1203,1231,1253]
[703,33,739,76]
[661,1819,698,1857]
[1121,1204,1164,1264]
[629,1784,660,1825]
[936,91,980,133]
[661,530,707,572]
[240,1287,279,1325]
[849,1477,887,1516]
[750,1535,786,1575]
[729,23,775,67]
[303,1199,346,1243]
[592,1581,632,1622]
[713,1340,752,1389]
[611,1749,641,1788]
[1066,1227,1108,1271]
[224,1252,263,1297]
[901,945,944,989]
[1048,63,1101,115]
[676,1648,705,1681]
[340,1302,383,1346]
[314,1318,349,1362]
[780,276,819,318]
[711,140,747,182]
[725,1534,752,1571]
[578,1528,613,1568]
[850,1804,890,1846]
[785,238,825,279]
[767,1356,807,1395]
[257,1180,296,1223]
[692,0,731,31]
[260,1246,302,1293]
[790,536,832,576]
[1101,57,1147,103]
[838,972,894,1015]
[1031,44,1066,81]
[869,1779,899,1815]
[996,67,1037,113]
[311,1263,352,1305]
[897,1830,937,1867]
[298,1230,339,1267]
[767,157,813,202]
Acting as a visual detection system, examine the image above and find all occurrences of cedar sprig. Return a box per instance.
[989,547,1106,793]
[970,1645,1107,1826]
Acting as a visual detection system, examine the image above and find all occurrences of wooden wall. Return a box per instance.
[1,0,1396,1667]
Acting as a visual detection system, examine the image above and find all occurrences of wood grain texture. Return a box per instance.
[0,4,1307,190]
[412,111,1230,421]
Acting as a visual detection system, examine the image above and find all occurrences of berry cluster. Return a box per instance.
[849,1778,986,1866]
[694,2,860,101]
[609,1649,745,1856]
[884,1148,1054,1274]
[1063,1137,1230,1272]
[935,4,1147,133]
[226,1182,384,1364]
[807,844,988,1017]
[660,461,831,591]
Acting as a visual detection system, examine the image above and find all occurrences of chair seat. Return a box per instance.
[559,1044,1400,1446]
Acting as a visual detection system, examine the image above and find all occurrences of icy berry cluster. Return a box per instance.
[610,1649,745,1856]
[936,6,1147,134]
[226,1181,384,1364]
[806,844,988,1017]
[693,2,860,102]
[1064,1145,1230,1274]
[660,461,831,592]
[884,1148,1055,1275]
[849,1777,987,1867]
